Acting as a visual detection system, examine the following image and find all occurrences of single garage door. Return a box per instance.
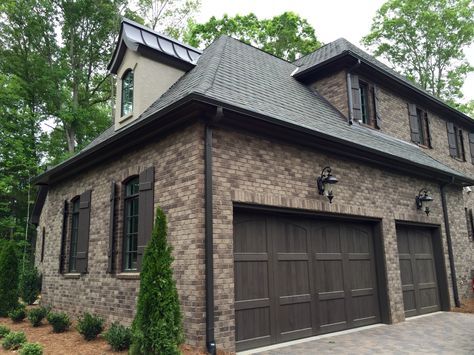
[234,211,381,351]
[397,225,441,317]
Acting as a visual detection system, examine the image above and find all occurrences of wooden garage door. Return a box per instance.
[397,225,440,317]
[234,212,381,351]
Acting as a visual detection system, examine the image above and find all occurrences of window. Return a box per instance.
[359,82,370,125]
[69,197,80,272]
[121,70,134,117]
[447,122,465,160]
[40,227,45,262]
[408,104,431,147]
[123,177,139,271]
[351,76,380,128]
[465,208,474,240]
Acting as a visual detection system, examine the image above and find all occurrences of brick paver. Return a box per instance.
[248,312,474,355]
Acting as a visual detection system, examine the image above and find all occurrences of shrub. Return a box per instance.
[19,342,43,355]
[0,241,19,316]
[104,322,132,351]
[0,325,10,338]
[19,263,41,305]
[46,312,71,333]
[28,307,49,327]
[8,304,26,322]
[76,312,105,341]
[1,331,27,350]
[130,207,183,355]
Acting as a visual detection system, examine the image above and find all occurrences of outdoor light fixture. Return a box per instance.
[317,166,338,203]
[416,188,433,215]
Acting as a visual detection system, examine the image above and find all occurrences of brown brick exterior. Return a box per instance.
[35,69,474,353]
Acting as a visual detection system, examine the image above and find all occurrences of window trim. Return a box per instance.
[68,196,80,273]
[122,176,139,272]
[120,69,134,117]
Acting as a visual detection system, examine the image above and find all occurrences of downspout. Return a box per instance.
[346,59,361,125]
[205,107,223,355]
[439,178,461,308]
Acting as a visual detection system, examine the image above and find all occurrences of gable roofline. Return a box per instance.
[293,38,474,129]
[107,18,202,74]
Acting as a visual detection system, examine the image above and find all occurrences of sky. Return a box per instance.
[194,0,474,102]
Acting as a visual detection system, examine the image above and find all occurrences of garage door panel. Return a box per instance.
[345,227,371,253]
[279,302,313,334]
[415,259,436,283]
[399,259,413,285]
[234,261,269,301]
[274,222,308,253]
[313,224,342,253]
[276,261,310,296]
[352,294,378,322]
[349,260,373,290]
[316,260,344,293]
[319,298,347,327]
[234,217,267,253]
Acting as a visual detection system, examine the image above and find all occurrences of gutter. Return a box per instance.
[439,179,461,308]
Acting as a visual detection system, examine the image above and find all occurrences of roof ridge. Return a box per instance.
[196,36,230,94]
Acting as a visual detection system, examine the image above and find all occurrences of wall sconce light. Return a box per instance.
[317,166,338,203]
[416,188,433,215]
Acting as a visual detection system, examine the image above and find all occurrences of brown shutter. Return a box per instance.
[408,103,420,144]
[137,166,154,271]
[350,74,362,121]
[40,227,46,262]
[446,122,457,157]
[373,84,381,128]
[425,112,432,148]
[107,181,116,273]
[59,200,68,273]
[75,190,92,273]
[467,133,474,164]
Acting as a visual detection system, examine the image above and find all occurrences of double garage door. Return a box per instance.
[234,211,446,351]
[233,212,382,351]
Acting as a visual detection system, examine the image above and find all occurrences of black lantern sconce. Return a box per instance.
[416,188,433,215]
[317,166,338,203]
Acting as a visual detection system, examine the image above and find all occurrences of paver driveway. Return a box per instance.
[244,312,474,355]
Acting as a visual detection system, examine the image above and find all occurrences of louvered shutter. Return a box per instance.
[41,227,45,262]
[137,167,154,271]
[75,190,92,273]
[373,84,381,128]
[350,74,362,121]
[425,112,432,148]
[59,200,68,273]
[107,181,116,273]
[408,103,420,144]
[468,133,474,163]
[446,122,457,157]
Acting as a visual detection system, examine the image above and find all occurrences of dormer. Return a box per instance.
[108,19,202,130]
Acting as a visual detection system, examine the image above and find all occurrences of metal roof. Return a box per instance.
[107,18,202,74]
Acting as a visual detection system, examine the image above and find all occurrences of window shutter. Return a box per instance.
[59,200,68,273]
[425,112,432,148]
[446,122,457,157]
[408,103,420,144]
[373,84,381,128]
[107,181,116,273]
[41,227,46,263]
[468,133,474,163]
[137,166,154,271]
[76,190,92,273]
[350,74,362,121]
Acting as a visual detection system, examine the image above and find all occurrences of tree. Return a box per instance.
[0,242,20,316]
[362,0,474,106]
[185,12,322,61]
[135,0,201,38]
[130,207,183,355]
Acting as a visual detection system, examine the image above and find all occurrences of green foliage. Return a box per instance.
[46,312,71,333]
[19,262,41,305]
[0,241,19,316]
[1,331,27,350]
[185,12,322,61]
[27,307,49,327]
[76,312,105,341]
[19,343,43,355]
[104,322,132,351]
[362,0,474,103]
[130,207,183,355]
[0,325,10,338]
[8,304,26,322]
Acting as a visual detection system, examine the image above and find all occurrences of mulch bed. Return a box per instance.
[452,297,474,314]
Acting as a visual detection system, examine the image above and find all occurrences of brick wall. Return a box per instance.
[35,123,206,346]
[311,70,349,118]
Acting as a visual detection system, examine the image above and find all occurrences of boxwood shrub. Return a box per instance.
[28,307,49,327]
[76,312,105,341]
[2,331,27,350]
[46,312,71,333]
[19,342,43,355]
[0,325,10,338]
[104,322,132,351]
[9,304,27,322]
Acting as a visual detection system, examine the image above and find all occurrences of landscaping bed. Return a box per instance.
[452,297,474,314]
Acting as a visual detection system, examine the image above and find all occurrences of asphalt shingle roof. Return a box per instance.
[47,35,472,183]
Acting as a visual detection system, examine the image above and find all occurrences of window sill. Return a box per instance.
[451,156,466,163]
[358,122,378,130]
[119,113,133,124]
[417,144,431,150]
[116,272,140,280]
[63,273,81,279]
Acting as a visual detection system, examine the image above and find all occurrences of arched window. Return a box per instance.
[121,69,134,117]
[69,196,80,272]
[123,177,139,271]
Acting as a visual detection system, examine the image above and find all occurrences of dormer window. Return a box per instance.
[121,69,134,117]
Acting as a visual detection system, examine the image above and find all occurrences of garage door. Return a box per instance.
[234,212,381,351]
[397,225,440,317]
